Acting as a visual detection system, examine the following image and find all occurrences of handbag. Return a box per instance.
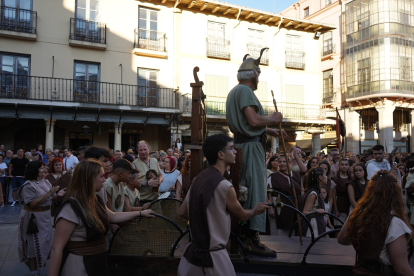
[26,213,39,234]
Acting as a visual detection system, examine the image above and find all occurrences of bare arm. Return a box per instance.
[292,148,307,174]
[303,194,325,215]
[157,163,164,183]
[388,235,414,276]
[243,106,282,127]
[48,218,77,276]
[105,206,155,223]
[226,186,269,221]
[123,195,145,212]
[348,185,357,208]
[337,218,351,245]
[175,180,182,200]
[106,191,112,211]
[8,163,13,176]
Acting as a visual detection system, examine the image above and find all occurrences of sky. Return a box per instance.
[222,0,298,14]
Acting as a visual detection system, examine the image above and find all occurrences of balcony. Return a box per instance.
[321,44,336,59]
[285,51,306,70]
[0,6,37,40]
[206,37,231,60]
[182,95,325,120]
[69,18,107,50]
[0,74,178,110]
[247,44,269,65]
[134,29,167,59]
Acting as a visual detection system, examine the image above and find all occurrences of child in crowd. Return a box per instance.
[320,185,334,233]
[123,169,150,212]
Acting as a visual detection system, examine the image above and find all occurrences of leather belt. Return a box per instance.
[357,258,397,276]
[65,237,107,256]
[234,133,261,144]
[24,205,51,212]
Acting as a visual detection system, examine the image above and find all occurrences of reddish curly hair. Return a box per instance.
[180,154,191,176]
[49,157,65,173]
[166,156,176,170]
[347,170,413,250]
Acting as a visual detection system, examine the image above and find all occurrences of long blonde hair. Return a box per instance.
[65,159,105,232]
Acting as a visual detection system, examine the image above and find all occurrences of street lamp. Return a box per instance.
[82,125,90,135]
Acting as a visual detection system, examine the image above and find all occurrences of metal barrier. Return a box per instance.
[301,229,341,266]
[288,211,344,238]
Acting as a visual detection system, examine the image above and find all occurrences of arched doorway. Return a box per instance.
[14,127,45,152]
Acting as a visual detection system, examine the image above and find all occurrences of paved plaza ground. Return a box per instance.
[1,203,414,276]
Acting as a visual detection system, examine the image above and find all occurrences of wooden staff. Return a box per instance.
[271,90,303,244]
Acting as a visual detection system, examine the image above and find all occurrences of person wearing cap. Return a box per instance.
[225,48,287,257]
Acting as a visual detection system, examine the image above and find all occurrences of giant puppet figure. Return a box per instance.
[226,48,286,256]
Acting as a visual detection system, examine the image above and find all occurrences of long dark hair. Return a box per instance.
[352,163,367,183]
[267,155,278,170]
[307,156,318,171]
[307,167,325,192]
[318,160,331,179]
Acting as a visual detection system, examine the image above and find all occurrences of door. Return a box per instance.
[1,0,32,32]
[137,69,157,107]
[75,0,100,42]
[138,7,158,50]
[0,54,30,98]
[74,62,100,103]
[286,35,302,67]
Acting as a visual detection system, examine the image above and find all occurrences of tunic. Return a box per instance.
[124,186,140,207]
[299,189,326,238]
[226,84,267,232]
[176,173,191,200]
[17,179,54,269]
[178,167,235,276]
[346,179,366,213]
[104,177,124,212]
[133,157,160,201]
[45,172,72,216]
[267,171,301,234]
[332,175,351,225]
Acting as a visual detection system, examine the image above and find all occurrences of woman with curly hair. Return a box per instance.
[338,170,414,275]
[175,154,191,200]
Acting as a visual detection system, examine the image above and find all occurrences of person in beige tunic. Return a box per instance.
[177,134,269,276]
[123,169,150,212]
[132,141,163,205]
[18,160,66,276]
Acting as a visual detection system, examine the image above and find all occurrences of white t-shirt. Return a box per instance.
[0,163,7,177]
[176,143,182,150]
[380,217,412,265]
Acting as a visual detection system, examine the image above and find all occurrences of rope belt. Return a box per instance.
[192,243,226,275]
[357,258,397,276]
[24,205,51,212]
[65,237,107,256]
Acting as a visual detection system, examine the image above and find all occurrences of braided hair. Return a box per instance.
[307,167,325,192]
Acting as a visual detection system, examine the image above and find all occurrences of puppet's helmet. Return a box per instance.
[238,47,268,72]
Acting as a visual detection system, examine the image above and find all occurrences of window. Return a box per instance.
[139,7,157,31]
[137,68,158,107]
[0,53,30,98]
[204,75,228,115]
[285,84,304,104]
[207,21,225,38]
[286,35,301,51]
[73,61,100,103]
[358,58,370,84]
[247,28,265,46]
[304,7,309,17]
[1,0,33,32]
[400,57,411,81]
[323,70,333,100]
[76,0,99,21]
[323,32,333,55]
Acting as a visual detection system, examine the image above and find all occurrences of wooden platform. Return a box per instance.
[108,235,355,276]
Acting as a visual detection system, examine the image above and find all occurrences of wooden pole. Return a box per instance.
[271,90,303,244]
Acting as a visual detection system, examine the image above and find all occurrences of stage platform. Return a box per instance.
[108,235,355,276]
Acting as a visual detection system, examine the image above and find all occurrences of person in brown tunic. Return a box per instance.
[267,155,303,236]
[177,134,269,276]
[347,163,367,213]
[175,154,191,201]
[338,170,414,276]
[318,160,336,214]
[45,157,72,216]
[48,159,155,276]
[331,159,351,226]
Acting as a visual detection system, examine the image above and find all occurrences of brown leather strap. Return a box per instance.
[65,238,107,256]
[24,205,51,212]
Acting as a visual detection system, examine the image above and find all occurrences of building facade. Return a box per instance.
[0,0,334,154]
[282,0,414,153]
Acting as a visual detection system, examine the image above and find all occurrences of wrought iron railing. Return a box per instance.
[182,95,325,120]
[134,29,167,52]
[322,44,336,56]
[323,93,334,104]
[69,18,106,44]
[206,37,231,60]
[0,74,177,109]
[0,6,36,34]
[285,51,306,70]
[247,44,269,65]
